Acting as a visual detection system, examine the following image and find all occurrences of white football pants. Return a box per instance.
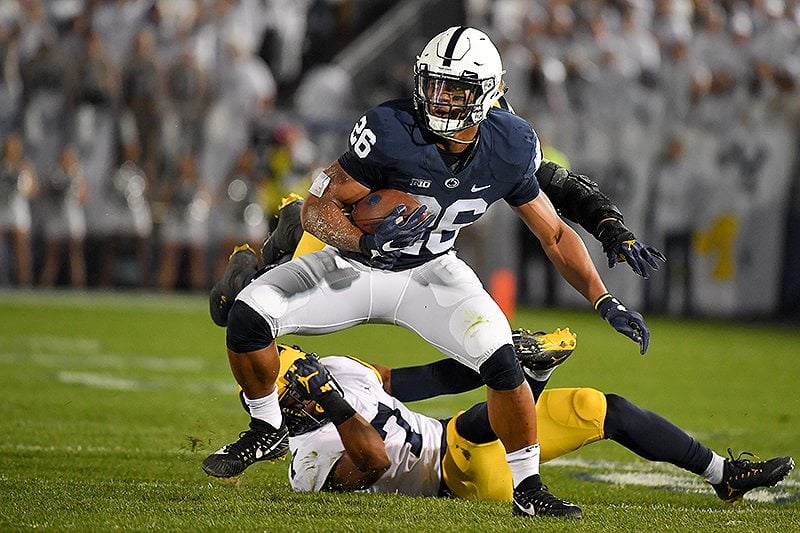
[236,247,513,371]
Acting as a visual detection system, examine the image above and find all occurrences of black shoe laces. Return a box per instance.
[517,485,572,509]
[725,448,763,479]
[227,429,271,460]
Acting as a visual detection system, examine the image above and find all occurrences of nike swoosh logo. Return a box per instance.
[471,184,491,192]
[515,502,536,516]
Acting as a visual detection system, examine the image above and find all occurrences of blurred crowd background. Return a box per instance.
[0,0,798,319]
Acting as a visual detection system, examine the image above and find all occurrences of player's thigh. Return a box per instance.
[536,388,607,463]
[399,253,512,370]
[237,248,375,336]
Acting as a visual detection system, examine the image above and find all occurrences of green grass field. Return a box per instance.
[1,290,799,532]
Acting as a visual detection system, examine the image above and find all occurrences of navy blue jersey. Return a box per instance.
[339,98,541,269]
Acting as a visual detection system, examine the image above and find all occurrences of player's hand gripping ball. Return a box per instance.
[354,189,433,269]
[351,189,422,233]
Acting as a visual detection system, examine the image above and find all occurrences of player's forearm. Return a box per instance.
[301,194,363,252]
[302,163,370,252]
[515,197,608,303]
[542,224,608,304]
[336,414,391,475]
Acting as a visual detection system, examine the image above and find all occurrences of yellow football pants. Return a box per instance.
[441,387,607,501]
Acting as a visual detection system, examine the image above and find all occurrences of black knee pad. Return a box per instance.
[226,300,274,353]
[479,345,525,391]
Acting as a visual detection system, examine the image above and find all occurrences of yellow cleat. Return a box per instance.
[512,327,577,371]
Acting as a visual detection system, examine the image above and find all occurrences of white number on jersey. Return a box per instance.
[349,115,377,158]
[405,196,489,255]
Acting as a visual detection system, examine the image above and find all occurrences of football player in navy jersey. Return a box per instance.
[204,26,653,519]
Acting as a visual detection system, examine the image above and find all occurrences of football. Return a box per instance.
[351,189,422,233]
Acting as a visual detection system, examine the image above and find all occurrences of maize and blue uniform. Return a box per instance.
[288,356,606,500]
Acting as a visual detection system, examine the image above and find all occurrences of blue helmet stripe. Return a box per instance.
[442,26,468,67]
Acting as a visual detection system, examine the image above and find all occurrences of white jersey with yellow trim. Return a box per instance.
[288,356,445,495]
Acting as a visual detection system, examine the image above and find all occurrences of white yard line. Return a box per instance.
[56,371,144,390]
[53,370,233,393]
[23,335,104,353]
[0,345,206,373]
[550,457,800,503]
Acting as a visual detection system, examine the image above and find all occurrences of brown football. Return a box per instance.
[351,189,422,233]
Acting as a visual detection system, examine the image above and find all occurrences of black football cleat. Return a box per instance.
[512,328,576,372]
[512,484,583,519]
[261,194,305,266]
[202,419,289,478]
[711,448,794,502]
[209,244,259,327]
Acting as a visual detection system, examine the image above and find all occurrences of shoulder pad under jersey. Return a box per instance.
[345,99,428,167]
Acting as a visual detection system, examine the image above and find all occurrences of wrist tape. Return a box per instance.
[594,292,614,311]
[316,391,357,425]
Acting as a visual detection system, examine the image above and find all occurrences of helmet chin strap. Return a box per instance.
[435,124,480,147]
[437,132,475,144]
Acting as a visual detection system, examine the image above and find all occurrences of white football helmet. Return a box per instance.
[414,26,505,138]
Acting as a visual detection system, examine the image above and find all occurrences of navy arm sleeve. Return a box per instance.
[389,359,483,402]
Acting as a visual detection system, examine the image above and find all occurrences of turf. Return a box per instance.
[1,290,798,531]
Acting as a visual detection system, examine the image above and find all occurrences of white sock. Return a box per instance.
[244,390,283,428]
[702,452,726,484]
[506,443,541,488]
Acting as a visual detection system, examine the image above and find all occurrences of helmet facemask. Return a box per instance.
[413,27,505,140]
[278,385,329,437]
[414,67,494,136]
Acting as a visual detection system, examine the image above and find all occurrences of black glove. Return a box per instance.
[285,353,356,425]
[286,352,339,402]
[597,219,666,279]
[595,293,650,354]
[359,204,433,269]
